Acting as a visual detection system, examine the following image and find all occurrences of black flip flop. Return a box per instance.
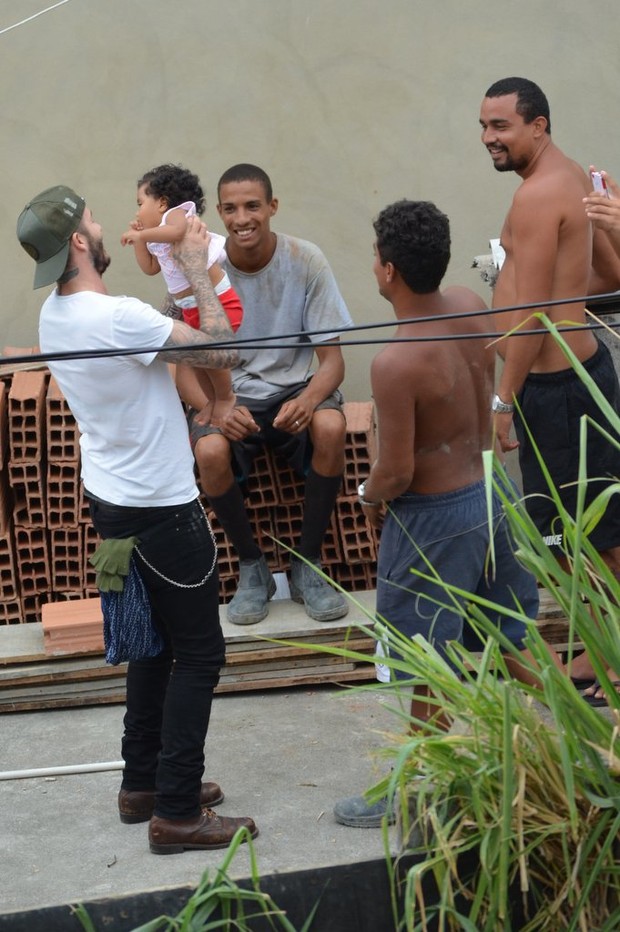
[581,680,620,707]
[581,681,608,707]
[571,676,596,689]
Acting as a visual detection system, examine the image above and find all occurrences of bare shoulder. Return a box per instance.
[517,152,588,204]
[371,342,409,375]
[371,340,424,384]
[370,344,421,416]
[372,335,443,403]
[442,285,487,312]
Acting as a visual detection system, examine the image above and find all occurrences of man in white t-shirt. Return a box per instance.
[17,185,257,855]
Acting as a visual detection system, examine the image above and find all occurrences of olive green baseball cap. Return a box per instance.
[17,185,85,289]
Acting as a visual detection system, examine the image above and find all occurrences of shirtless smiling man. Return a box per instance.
[479,77,620,701]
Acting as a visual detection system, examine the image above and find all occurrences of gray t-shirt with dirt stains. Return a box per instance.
[223,233,352,405]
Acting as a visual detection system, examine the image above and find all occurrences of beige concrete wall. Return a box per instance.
[2,0,619,403]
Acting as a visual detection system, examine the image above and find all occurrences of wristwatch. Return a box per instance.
[357,481,381,507]
[491,394,515,414]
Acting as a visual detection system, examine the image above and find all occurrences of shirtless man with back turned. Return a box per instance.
[479,77,620,701]
[333,200,554,828]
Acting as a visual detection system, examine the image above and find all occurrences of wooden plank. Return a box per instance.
[0,658,127,687]
[0,645,374,690]
[536,587,570,619]
[224,637,374,665]
[0,676,128,701]
[0,665,376,712]
[223,630,374,654]
[219,656,359,681]
[0,692,127,713]
[0,656,370,702]
[215,667,376,693]
[0,633,373,673]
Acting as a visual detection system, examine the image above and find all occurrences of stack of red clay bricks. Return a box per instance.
[0,369,92,626]
[0,368,379,627]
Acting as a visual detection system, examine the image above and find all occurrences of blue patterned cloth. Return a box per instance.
[101,556,163,666]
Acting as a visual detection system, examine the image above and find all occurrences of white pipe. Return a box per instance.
[0,760,124,781]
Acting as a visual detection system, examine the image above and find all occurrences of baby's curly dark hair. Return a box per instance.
[137,164,206,215]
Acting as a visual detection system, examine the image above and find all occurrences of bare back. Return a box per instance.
[371,286,494,495]
[493,144,598,370]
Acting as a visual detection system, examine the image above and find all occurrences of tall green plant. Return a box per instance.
[279,317,620,928]
[372,318,620,929]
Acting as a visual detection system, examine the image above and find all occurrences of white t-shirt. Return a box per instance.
[39,290,198,506]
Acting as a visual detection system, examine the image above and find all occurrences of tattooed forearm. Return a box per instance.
[163,322,239,368]
[160,293,182,319]
[169,234,239,364]
[191,274,237,344]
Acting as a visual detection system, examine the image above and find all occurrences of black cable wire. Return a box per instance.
[2,291,619,368]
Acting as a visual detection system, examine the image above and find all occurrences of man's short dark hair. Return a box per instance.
[217,164,273,202]
[374,200,450,294]
[485,77,551,134]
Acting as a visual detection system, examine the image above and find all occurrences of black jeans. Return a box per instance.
[88,496,225,820]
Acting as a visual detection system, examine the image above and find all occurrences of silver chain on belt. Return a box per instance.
[134,500,217,589]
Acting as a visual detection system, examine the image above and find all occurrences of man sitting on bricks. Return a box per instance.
[177,163,353,625]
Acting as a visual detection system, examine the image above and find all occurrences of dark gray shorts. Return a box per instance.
[188,381,344,483]
[377,479,536,680]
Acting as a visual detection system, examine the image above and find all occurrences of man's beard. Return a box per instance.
[84,230,111,275]
[490,148,528,173]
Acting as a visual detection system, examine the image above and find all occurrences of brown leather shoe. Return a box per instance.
[149,808,259,854]
[118,781,224,824]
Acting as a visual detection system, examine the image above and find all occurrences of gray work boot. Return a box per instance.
[227,556,276,625]
[289,559,348,622]
[333,795,395,828]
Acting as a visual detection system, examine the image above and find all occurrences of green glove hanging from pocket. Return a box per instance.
[89,537,140,592]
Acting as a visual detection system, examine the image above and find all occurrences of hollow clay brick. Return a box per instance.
[335,495,379,564]
[332,561,376,593]
[272,502,341,569]
[244,447,278,508]
[78,480,92,524]
[46,377,80,461]
[21,590,51,626]
[50,525,84,591]
[0,598,23,625]
[247,503,280,568]
[47,461,80,528]
[207,510,240,581]
[0,468,13,536]
[82,523,101,591]
[218,574,238,604]
[8,369,48,462]
[266,450,306,505]
[341,401,377,498]
[0,526,18,602]
[14,525,50,597]
[8,460,46,527]
[0,382,7,471]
